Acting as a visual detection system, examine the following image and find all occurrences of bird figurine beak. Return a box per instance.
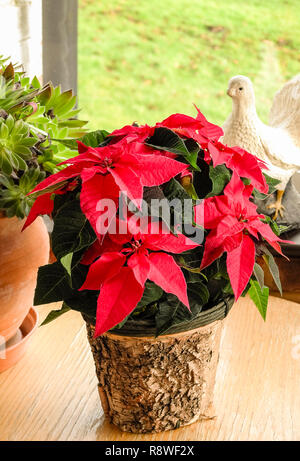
[227,88,236,97]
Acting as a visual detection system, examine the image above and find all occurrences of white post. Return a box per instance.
[42,0,78,93]
[0,0,42,80]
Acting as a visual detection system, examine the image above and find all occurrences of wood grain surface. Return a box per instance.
[0,295,299,441]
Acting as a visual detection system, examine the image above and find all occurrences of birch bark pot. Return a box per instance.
[85,296,234,433]
[0,216,49,342]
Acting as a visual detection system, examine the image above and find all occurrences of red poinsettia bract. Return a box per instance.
[22,179,78,231]
[157,106,224,144]
[206,142,268,193]
[80,219,199,336]
[109,106,223,155]
[25,142,188,238]
[194,172,288,300]
[22,193,54,231]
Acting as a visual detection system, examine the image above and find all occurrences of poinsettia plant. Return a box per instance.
[26,106,289,337]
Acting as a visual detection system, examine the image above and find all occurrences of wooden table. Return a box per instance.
[0,296,299,441]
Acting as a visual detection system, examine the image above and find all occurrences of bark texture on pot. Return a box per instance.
[86,319,225,433]
[0,216,49,341]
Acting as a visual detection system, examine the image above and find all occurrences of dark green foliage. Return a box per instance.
[155,279,209,336]
[51,198,97,259]
[146,127,200,170]
[34,261,75,305]
[162,178,194,233]
[34,258,98,321]
[135,282,164,310]
[35,193,99,319]
[206,164,231,198]
[192,158,212,199]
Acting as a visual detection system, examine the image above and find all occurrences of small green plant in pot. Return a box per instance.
[0,57,87,371]
[0,56,87,218]
[26,106,289,432]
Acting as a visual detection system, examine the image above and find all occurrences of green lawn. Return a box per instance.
[78,0,300,132]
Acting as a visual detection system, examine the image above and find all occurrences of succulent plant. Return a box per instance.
[0,115,37,174]
[0,168,45,218]
[0,56,87,219]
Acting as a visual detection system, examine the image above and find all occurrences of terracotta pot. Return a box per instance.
[0,307,39,373]
[85,297,234,433]
[0,216,49,342]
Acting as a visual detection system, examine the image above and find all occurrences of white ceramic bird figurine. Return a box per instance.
[222,74,300,219]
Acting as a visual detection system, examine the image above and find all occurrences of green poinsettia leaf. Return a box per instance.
[34,257,90,306]
[248,279,269,321]
[184,138,201,171]
[162,176,190,201]
[34,261,73,305]
[155,280,209,336]
[183,181,199,200]
[253,262,265,290]
[116,282,164,329]
[262,251,282,295]
[187,280,210,306]
[146,127,190,156]
[136,282,163,310]
[64,291,98,320]
[81,129,110,147]
[206,164,231,198]
[146,127,200,170]
[41,303,71,326]
[51,198,97,260]
[155,298,183,336]
[53,138,79,150]
[61,253,73,276]
[254,174,282,200]
[161,177,195,233]
[264,173,281,195]
[253,188,268,200]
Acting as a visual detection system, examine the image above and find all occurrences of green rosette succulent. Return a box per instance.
[0,56,88,219]
[0,168,45,218]
[0,115,37,174]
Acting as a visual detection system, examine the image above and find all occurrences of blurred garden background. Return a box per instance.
[78,0,300,132]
